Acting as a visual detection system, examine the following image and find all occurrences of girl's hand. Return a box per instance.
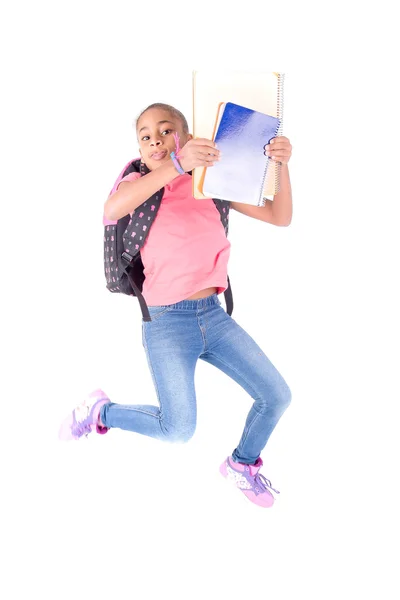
[178,138,220,172]
[264,136,292,164]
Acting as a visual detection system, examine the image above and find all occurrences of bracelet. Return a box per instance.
[170,152,185,175]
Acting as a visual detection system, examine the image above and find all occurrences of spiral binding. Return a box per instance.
[259,72,285,207]
[275,72,285,195]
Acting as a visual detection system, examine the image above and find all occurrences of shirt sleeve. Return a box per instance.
[116,171,141,190]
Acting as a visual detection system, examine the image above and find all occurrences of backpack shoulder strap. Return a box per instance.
[224,277,233,316]
[108,158,141,196]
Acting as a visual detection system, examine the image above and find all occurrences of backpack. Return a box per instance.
[103,159,233,321]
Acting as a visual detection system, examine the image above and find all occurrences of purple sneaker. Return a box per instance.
[59,389,111,441]
[220,456,280,508]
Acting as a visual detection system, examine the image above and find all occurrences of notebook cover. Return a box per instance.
[202,103,280,206]
[192,70,284,199]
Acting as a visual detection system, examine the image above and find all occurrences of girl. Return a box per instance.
[59,103,293,508]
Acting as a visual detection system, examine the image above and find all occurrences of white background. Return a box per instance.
[1,1,399,598]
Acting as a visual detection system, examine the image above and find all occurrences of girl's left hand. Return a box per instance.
[264,136,292,164]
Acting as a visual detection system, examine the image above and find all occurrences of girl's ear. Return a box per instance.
[186,133,193,141]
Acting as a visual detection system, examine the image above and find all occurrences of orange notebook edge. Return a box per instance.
[196,101,225,199]
[192,72,206,199]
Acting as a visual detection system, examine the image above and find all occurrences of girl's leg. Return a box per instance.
[101,306,204,443]
[201,305,291,464]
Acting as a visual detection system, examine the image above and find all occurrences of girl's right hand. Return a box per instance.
[178,138,221,172]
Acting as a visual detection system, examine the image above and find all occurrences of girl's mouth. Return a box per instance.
[151,150,168,161]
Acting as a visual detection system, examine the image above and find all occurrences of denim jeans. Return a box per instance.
[100,294,291,464]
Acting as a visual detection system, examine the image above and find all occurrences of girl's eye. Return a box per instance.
[142,136,150,142]
[161,129,172,136]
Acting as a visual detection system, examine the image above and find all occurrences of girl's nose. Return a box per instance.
[150,138,162,146]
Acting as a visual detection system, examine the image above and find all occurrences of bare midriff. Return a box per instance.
[186,287,218,300]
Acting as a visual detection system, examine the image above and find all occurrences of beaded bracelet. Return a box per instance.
[170,151,185,175]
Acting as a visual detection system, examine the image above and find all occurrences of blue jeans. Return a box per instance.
[100,294,291,464]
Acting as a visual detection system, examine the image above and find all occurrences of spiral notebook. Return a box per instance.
[203,102,281,206]
[192,70,285,200]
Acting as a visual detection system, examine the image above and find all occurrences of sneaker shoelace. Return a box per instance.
[254,473,280,495]
[72,403,92,438]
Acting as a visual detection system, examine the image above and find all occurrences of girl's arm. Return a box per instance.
[104,161,178,221]
[104,138,220,221]
[231,136,293,226]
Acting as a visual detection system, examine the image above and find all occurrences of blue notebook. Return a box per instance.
[203,102,281,206]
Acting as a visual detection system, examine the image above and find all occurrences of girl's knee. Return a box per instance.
[162,421,196,444]
[257,378,292,413]
[279,380,292,409]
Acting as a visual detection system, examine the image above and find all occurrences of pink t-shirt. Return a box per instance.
[117,172,231,306]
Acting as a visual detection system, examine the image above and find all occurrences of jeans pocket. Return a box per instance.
[145,305,174,322]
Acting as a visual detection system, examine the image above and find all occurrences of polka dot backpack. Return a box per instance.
[104,158,233,321]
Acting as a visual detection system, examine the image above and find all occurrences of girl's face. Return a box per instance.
[137,108,191,171]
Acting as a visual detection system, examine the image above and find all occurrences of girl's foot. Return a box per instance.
[219,456,279,508]
[59,389,111,441]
